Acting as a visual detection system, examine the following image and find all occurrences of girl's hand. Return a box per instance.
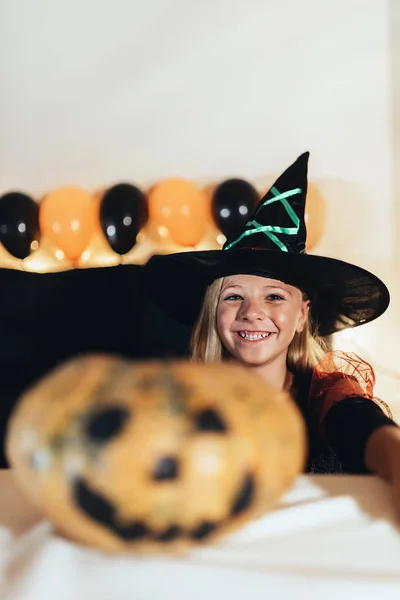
[365,425,400,505]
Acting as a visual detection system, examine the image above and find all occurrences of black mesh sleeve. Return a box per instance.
[323,397,398,474]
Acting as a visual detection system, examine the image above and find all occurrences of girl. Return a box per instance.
[144,153,400,490]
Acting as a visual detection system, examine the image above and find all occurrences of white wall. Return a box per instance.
[0,0,393,264]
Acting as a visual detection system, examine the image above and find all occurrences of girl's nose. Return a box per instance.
[239,299,266,322]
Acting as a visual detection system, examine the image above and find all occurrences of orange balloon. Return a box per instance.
[39,187,97,261]
[148,179,209,247]
[305,183,326,251]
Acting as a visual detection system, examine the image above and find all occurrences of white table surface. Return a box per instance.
[1,470,400,600]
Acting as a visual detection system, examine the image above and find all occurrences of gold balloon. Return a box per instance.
[23,237,73,273]
[305,183,326,251]
[195,225,224,251]
[120,223,181,265]
[75,230,120,269]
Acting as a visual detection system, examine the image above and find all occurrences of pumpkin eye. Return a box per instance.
[152,456,180,481]
[195,409,227,432]
[85,407,129,443]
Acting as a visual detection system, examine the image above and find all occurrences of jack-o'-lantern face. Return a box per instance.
[6,356,306,553]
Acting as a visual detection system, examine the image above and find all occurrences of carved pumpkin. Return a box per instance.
[6,356,306,553]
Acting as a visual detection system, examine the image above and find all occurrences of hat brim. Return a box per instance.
[143,249,390,336]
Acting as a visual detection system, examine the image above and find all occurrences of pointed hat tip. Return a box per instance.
[292,151,309,172]
[298,151,310,161]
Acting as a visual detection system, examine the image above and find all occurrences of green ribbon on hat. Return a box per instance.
[223,187,302,252]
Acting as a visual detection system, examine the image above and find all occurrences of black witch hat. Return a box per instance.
[144,153,389,336]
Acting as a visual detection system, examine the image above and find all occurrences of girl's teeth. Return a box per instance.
[238,332,271,340]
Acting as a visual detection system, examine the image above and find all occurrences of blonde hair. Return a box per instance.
[190,277,328,372]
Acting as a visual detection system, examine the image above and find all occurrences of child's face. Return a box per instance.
[216,274,309,369]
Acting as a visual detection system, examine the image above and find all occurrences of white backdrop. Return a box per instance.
[0,0,399,409]
[0,0,393,262]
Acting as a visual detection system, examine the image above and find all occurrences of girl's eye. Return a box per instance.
[267,294,285,301]
[224,294,243,301]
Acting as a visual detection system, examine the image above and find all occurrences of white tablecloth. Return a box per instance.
[1,471,400,600]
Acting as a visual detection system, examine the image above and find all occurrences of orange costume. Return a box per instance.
[293,351,393,473]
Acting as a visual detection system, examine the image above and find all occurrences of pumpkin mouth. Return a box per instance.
[72,472,256,543]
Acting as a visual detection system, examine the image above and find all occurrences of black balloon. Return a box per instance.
[0,192,40,259]
[211,179,259,239]
[100,183,148,255]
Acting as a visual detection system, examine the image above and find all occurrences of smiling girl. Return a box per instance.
[145,153,400,490]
